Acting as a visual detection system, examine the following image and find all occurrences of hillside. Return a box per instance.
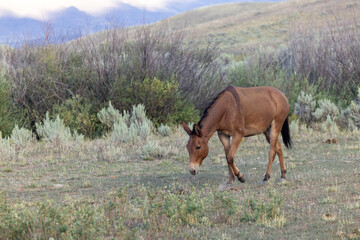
[158,0,360,53]
[0,1,284,45]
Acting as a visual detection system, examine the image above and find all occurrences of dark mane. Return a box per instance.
[198,86,232,127]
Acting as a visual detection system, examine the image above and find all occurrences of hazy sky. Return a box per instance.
[0,0,194,20]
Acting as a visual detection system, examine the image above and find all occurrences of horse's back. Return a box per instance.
[230,86,289,135]
[235,86,289,114]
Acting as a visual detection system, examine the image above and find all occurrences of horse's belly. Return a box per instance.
[243,120,271,136]
[244,127,265,137]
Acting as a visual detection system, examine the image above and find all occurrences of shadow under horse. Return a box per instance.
[182,86,292,185]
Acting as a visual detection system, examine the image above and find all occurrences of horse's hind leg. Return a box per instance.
[263,127,287,181]
[263,127,271,144]
[262,121,281,183]
[276,141,287,179]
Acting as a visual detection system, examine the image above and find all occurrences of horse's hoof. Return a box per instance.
[260,179,268,185]
[277,178,288,184]
[238,176,246,183]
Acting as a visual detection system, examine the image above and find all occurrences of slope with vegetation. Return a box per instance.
[162,0,360,53]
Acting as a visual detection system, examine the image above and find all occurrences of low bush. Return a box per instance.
[9,125,34,150]
[52,95,99,138]
[35,113,73,147]
[313,99,339,122]
[347,87,360,129]
[141,141,166,160]
[158,124,172,137]
[110,119,138,144]
[0,132,16,160]
[97,101,129,132]
[294,91,316,125]
[289,119,300,136]
[320,115,339,139]
[107,104,153,144]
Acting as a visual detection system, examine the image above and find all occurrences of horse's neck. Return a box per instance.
[200,108,223,141]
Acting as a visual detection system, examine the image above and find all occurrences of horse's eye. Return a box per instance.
[195,146,201,150]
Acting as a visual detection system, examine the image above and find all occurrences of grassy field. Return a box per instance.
[0,128,359,239]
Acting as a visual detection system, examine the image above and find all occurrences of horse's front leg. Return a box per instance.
[218,132,235,185]
[227,133,246,183]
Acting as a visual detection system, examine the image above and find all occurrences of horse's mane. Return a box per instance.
[198,86,233,128]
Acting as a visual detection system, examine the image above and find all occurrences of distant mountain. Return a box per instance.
[0,0,283,45]
[0,4,169,45]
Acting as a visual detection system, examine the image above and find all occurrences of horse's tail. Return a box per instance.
[281,116,292,149]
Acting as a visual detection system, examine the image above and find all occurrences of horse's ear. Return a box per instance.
[193,124,202,137]
[181,121,191,135]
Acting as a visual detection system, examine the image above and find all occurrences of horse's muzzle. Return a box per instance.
[189,165,199,175]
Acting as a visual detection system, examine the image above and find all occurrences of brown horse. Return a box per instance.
[182,86,292,185]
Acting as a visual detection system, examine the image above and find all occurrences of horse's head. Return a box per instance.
[181,122,209,175]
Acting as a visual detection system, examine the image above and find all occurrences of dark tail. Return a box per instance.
[281,117,292,149]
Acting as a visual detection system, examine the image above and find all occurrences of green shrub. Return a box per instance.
[97,101,129,131]
[321,115,339,139]
[289,119,300,136]
[348,87,360,129]
[110,119,138,144]
[112,77,201,125]
[294,91,316,125]
[158,124,172,137]
[116,77,179,124]
[135,121,152,140]
[0,132,16,160]
[141,141,166,160]
[0,125,34,160]
[337,87,360,130]
[35,113,73,147]
[52,95,99,138]
[313,99,339,122]
[108,104,153,144]
[130,104,152,140]
[9,125,34,150]
[168,99,200,125]
[0,77,15,137]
